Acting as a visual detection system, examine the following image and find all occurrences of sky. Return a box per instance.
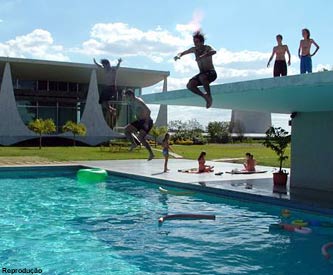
[1,0,332,130]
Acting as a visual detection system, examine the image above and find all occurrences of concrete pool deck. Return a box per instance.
[76,159,333,215]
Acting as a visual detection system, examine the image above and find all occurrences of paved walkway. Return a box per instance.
[0,156,65,166]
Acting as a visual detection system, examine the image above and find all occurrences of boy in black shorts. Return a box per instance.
[174,31,217,108]
[267,35,291,77]
[124,89,154,161]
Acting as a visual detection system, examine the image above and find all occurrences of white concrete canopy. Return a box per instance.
[0,56,170,88]
[142,71,333,114]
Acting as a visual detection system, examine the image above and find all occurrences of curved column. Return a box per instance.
[230,110,271,134]
[0,62,36,145]
[71,69,123,145]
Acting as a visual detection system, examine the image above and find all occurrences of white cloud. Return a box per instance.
[73,10,205,63]
[0,19,3,23]
[74,22,189,62]
[314,63,332,72]
[0,29,69,61]
[215,48,270,65]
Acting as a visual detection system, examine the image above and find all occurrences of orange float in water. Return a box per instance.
[322,242,333,259]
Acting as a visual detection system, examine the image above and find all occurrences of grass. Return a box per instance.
[0,146,162,162]
[0,143,291,168]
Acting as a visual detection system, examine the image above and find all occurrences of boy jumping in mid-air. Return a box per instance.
[124,89,155,161]
[174,31,217,108]
[93,57,122,128]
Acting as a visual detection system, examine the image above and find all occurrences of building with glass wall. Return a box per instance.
[0,57,169,145]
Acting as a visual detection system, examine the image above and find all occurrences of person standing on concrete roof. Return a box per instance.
[298,28,320,74]
[267,34,291,77]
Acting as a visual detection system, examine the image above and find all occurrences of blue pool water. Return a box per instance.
[1,167,333,275]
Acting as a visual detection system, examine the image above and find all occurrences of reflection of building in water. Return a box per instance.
[0,57,169,145]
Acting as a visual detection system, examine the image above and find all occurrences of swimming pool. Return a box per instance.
[1,166,332,274]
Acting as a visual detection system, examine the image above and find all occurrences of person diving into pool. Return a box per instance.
[93,57,122,129]
[124,89,155,161]
[174,30,217,108]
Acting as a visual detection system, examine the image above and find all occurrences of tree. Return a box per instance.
[28,118,56,149]
[263,127,291,172]
[168,120,184,132]
[186,119,204,132]
[168,119,205,144]
[207,121,231,143]
[62,121,87,146]
[150,125,167,147]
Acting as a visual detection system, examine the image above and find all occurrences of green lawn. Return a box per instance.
[0,146,162,161]
[0,143,290,168]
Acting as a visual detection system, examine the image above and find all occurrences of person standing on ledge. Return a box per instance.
[298,28,320,74]
[174,31,217,108]
[267,34,291,77]
[124,89,155,161]
[93,57,122,128]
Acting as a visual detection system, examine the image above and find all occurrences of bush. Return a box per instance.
[174,139,194,145]
[207,121,231,143]
[193,136,207,145]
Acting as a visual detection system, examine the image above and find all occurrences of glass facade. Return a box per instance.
[13,79,138,133]
[14,79,85,133]
[97,85,139,131]
[17,100,80,133]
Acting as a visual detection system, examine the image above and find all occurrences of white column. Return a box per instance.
[230,110,271,134]
[154,76,168,127]
[290,111,333,192]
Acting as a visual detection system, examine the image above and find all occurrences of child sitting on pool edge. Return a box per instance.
[198,151,214,173]
[243,152,256,172]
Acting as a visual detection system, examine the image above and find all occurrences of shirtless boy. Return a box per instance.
[93,57,122,128]
[298,28,320,74]
[124,89,155,161]
[267,34,291,77]
[174,31,217,108]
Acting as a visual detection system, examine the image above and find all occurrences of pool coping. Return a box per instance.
[76,163,333,216]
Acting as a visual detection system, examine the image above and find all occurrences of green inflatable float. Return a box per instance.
[77,168,108,183]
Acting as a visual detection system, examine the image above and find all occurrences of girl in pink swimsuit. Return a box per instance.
[198,151,214,173]
[243,153,256,172]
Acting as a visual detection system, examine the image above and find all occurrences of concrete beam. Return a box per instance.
[142,71,333,114]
